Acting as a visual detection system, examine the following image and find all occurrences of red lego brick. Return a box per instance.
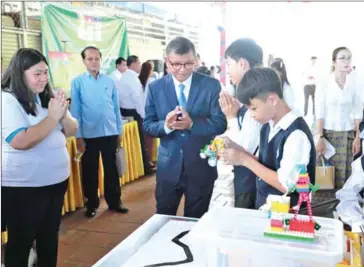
[289,218,315,234]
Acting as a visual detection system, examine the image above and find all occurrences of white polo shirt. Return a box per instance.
[1,91,70,187]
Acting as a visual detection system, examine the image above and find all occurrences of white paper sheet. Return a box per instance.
[314,136,336,160]
[122,220,205,267]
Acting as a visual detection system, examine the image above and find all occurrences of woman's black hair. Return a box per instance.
[139,61,153,91]
[270,58,290,86]
[1,48,53,116]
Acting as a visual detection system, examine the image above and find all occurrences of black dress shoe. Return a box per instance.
[85,208,97,218]
[144,168,155,175]
[109,204,129,213]
[148,161,156,168]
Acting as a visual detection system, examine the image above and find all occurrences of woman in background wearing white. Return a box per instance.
[315,47,363,202]
[270,58,297,114]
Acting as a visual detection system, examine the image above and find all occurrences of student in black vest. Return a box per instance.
[336,155,364,232]
[219,38,263,209]
[220,67,316,209]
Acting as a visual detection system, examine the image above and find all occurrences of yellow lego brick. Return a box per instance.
[271,202,290,213]
[270,227,284,232]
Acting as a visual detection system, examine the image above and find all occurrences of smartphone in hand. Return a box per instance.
[176,111,183,121]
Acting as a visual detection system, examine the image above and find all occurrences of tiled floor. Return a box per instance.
[58,174,183,267]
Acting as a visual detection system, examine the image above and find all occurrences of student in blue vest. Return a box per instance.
[219,38,263,208]
[220,67,316,208]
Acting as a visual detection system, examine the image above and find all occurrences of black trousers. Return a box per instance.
[304,84,316,116]
[2,179,68,267]
[82,135,121,209]
[155,167,213,219]
[235,192,256,209]
[120,108,151,171]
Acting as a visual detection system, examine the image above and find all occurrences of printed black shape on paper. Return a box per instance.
[144,230,193,267]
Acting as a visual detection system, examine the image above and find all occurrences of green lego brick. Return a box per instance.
[264,231,315,242]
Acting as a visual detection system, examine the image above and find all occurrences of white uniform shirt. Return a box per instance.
[226,109,261,155]
[303,64,318,85]
[336,157,364,229]
[283,82,298,114]
[117,69,145,118]
[1,92,70,187]
[315,73,363,131]
[110,69,123,83]
[267,112,312,191]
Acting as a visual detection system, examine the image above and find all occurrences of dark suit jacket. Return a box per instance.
[143,72,227,195]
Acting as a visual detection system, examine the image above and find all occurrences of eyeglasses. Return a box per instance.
[336,56,352,62]
[168,59,194,70]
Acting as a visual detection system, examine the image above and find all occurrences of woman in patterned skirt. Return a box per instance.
[315,47,363,201]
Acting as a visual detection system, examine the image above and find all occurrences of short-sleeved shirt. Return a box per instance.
[1,91,70,187]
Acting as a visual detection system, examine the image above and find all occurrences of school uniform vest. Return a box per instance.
[233,106,257,195]
[256,117,316,208]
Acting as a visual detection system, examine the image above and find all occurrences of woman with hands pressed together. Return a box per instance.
[1,48,78,267]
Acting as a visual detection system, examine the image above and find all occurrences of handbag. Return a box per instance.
[299,199,339,219]
[315,156,335,190]
[116,147,127,177]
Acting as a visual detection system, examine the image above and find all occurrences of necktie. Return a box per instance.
[178,84,187,109]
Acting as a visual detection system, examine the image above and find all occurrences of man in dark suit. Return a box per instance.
[143,37,227,218]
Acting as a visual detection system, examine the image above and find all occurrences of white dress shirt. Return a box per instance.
[283,82,298,114]
[164,73,193,134]
[303,64,318,85]
[336,157,364,228]
[266,111,312,192]
[315,73,363,131]
[118,69,145,118]
[110,69,123,83]
[226,109,262,155]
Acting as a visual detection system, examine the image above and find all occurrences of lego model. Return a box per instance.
[200,138,225,167]
[263,165,321,242]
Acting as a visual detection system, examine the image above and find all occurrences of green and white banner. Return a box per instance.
[41,3,129,96]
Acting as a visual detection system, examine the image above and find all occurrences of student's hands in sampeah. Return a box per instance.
[48,94,68,122]
[55,90,69,118]
[219,91,241,119]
